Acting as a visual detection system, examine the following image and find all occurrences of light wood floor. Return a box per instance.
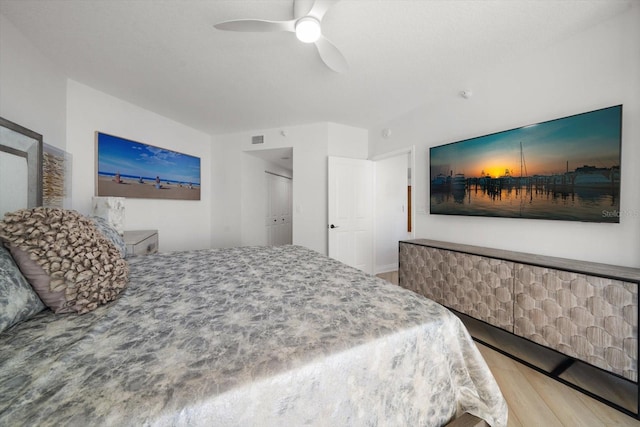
[376,271,640,427]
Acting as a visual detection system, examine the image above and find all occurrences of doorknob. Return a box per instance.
[329,224,339,229]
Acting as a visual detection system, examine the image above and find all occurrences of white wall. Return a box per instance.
[213,122,367,255]
[214,123,327,253]
[66,80,212,252]
[369,6,640,268]
[328,122,369,159]
[1,15,213,252]
[1,10,372,255]
[0,14,66,150]
[211,136,243,248]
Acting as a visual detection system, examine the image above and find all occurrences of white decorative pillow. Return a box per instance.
[0,207,129,314]
[0,244,45,332]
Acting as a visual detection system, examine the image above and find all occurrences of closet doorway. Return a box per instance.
[244,147,293,247]
[266,171,292,246]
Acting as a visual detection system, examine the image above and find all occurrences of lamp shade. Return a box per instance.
[91,196,125,235]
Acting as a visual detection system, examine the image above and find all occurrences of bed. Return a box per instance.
[0,205,507,426]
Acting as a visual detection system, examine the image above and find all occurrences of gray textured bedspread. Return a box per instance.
[0,245,507,426]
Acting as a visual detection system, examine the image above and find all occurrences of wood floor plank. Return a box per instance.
[512,355,603,427]
[479,343,640,427]
[571,390,640,427]
[478,345,563,427]
[475,343,521,374]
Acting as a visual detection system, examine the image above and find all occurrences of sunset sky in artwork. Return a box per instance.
[430,105,621,179]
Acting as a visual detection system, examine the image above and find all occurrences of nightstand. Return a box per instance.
[123,230,158,256]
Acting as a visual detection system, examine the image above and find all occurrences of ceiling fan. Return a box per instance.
[213,0,348,73]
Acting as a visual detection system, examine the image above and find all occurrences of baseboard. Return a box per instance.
[374,263,397,275]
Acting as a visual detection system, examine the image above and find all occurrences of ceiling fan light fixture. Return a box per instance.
[295,17,321,43]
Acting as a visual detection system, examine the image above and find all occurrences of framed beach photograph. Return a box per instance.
[429,105,622,223]
[95,132,201,200]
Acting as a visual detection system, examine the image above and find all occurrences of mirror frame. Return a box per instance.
[0,116,43,212]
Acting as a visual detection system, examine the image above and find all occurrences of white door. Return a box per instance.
[266,172,292,246]
[328,156,374,274]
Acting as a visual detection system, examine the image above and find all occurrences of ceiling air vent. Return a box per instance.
[251,135,264,145]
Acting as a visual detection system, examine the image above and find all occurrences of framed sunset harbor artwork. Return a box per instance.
[95,132,201,201]
[429,105,622,223]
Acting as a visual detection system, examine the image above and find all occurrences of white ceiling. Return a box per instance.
[0,0,632,136]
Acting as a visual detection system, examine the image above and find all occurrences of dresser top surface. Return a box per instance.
[123,230,158,244]
[401,239,640,282]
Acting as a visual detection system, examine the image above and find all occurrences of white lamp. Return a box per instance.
[295,17,321,43]
[91,196,125,235]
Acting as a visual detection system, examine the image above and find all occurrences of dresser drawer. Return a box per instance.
[123,230,158,256]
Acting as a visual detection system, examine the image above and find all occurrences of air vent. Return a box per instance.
[251,135,264,145]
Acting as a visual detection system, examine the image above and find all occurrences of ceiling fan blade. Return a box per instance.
[293,0,315,19]
[314,36,348,73]
[214,19,295,33]
[308,0,340,21]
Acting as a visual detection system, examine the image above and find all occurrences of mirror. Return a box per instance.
[0,117,43,217]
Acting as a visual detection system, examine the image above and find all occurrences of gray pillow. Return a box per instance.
[0,244,45,333]
[91,216,127,258]
[1,208,129,315]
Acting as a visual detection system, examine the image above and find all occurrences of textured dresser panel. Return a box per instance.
[399,243,514,331]
[440,250,514,331]
[398,243,444,303]
[514,264,638,382]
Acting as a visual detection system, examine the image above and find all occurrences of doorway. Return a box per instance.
[266,171,292,246]
[327,148,415,275]
[244,147,293,246]
[373,148,415,274]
